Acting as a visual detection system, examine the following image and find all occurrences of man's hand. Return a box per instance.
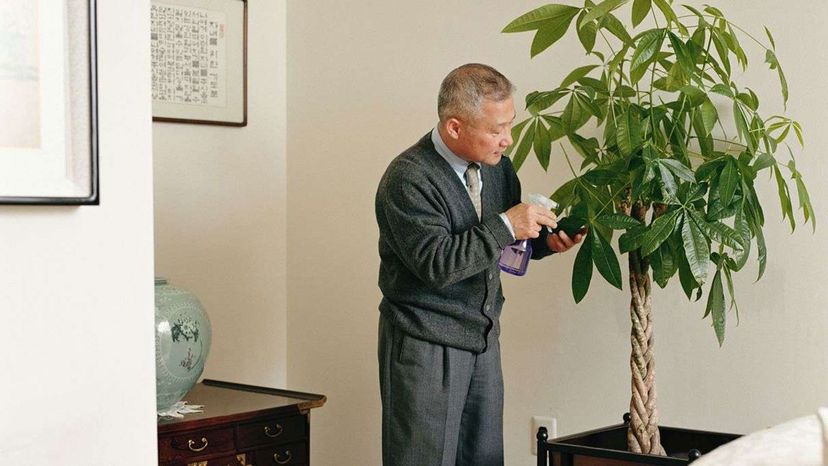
[547,227,587,253]
[504,203,557,240]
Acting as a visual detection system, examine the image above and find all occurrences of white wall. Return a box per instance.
[0,1,157,464]
[286,1,828,464]
[153,0,288,388]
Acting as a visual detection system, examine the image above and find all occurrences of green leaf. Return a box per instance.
[582,0,630,25]
[704,5,724,18]
[681,213,710,284]
[562,93,593,133]
[789,159,817,231]
[772,163,795,231]
[631,0,651,27]
[690,211,744,250]
[793,122,804,147]
[641,209,680,256]
[710,83,734,98]
[677,247,699,300]
[527,90,567,114]
[679,85,706,107]
[561,65,600,88]
[551,178,578,208]
[752,152,775,172]
[534,119,552,170]
[711,30,731,76]
[658,162,678,199]
[668,32,695,79]
[601,13,635,48]
[616,111,642,156]
[719,159,739,207]
[511,120,536,171]
[597,213,643,229]
[736,92,758,112]
[572,235,593,303]
[576,10,598,53]
[652,0,685,35]
[542,115,567,142]
[732,210,751,271]
[697,99,718,136]
[531,9,581,57]
[723,261,740,319]
[569,133,599,160]
[583,168,623,185]
[662,62,687,91]
[503,4,580,32]
[755,223,767,281]
[732,102,755,152]
[619,227,647,253]
[650,242,676,288]
[591,230,623,289]
[705,268,726,346]
[764,26,776,50]
[660,159,695,183]
[504,119,529,157]
[630,29,666,84]
[682,4,706,21]
[765,49,789,107]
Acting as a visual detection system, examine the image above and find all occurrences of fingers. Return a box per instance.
[505,203,559,240]
[532,205,558,228]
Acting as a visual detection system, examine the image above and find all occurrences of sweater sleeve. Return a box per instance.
[379,167,513,289]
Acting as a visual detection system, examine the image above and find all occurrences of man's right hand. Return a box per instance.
[504,203,557,240]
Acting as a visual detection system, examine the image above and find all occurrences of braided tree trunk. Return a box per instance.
[626,202,666,455]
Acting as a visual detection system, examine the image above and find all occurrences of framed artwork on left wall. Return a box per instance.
[0,0,99,205]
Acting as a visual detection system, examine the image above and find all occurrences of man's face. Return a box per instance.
[452,97,516,166]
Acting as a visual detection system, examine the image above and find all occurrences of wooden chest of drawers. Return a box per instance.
[158,380,326,466]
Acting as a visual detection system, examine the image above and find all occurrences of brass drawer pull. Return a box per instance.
[273,450,292,464]
[264,424,283,438]
[187,437,209,452]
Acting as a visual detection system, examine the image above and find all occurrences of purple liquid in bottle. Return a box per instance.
[498,239,532,276]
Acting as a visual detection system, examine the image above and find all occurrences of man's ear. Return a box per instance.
[444,118,462,139]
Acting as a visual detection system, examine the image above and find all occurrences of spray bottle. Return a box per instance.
[498,193,559,276]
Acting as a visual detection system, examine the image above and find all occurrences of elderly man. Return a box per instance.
[375,63,584,466]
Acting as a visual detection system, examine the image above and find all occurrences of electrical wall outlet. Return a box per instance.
[531,415,557,455]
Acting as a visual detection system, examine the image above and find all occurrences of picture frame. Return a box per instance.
[150,0,248,127]
[0,0,99,205]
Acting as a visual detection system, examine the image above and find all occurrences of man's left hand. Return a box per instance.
[547,228,587,253]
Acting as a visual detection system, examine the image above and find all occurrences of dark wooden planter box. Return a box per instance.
[537,415,741,466]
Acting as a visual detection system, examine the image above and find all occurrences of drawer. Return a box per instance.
[159,426,236,463]
[183,453,249,466]
[255,442,308,466]
[237,415,306,449]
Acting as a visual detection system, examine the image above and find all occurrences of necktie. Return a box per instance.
[464,163,481,220]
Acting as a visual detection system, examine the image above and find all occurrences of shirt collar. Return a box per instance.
[431,127,480,180]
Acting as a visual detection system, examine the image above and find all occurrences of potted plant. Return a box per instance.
[502,0,814,461]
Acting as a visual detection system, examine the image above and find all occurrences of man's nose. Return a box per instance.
[501,133,513,147]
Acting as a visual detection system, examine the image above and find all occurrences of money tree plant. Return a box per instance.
[503,0,814,455]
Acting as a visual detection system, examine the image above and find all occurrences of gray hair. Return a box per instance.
[438,63,515,123]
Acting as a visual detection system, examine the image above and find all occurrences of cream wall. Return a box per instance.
[286,1,828,465]
[0,1,157,464]
[153,1,288,387]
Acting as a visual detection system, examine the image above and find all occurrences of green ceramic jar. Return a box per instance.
[154,278,212,411]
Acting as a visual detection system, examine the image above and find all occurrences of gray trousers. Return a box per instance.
[378,314,504,466]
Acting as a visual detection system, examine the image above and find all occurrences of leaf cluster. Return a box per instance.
[503,0,814,345]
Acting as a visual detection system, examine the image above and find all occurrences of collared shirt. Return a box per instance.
[431,127,515,239]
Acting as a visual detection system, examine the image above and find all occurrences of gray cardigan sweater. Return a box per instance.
[375,132,553,353]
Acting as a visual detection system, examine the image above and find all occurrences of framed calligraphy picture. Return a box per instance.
[0,0,99,205]
[151,0,248,126]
